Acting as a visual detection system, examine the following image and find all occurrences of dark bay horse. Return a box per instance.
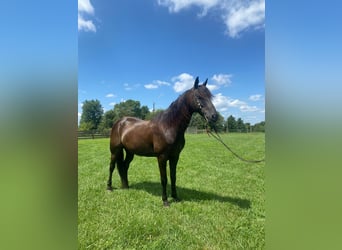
[107,77,217,206]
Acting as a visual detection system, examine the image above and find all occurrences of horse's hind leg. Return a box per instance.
[118,150,134,189]
[107,154,116,191]
[107,148,123,191]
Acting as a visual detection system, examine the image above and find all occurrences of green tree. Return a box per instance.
[79,99,103,131]
[189,113,207,129]
[103,109,115,128]
[227,115,237,132]
[213,112,225,132]
[97,109,115,132]
[140,105,150,120]
[112,99,151,122]
[236,118,246,132]
[189,112,225,132]
[252,121,265,132]
[245,122,251,133]
[145,109,164,120]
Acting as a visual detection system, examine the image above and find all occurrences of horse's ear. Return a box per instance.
[194,77,199,89]
[203,78,208,86]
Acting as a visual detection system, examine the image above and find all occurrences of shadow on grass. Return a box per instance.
[130,181,250,209]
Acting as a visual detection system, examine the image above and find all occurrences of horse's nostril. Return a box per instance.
[212,113,218,121]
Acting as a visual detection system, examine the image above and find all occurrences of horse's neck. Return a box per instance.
[161,93,193,133]
[172,108,193,134]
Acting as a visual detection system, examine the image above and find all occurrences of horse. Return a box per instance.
[107,77,218,206]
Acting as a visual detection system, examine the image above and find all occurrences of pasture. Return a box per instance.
[78,133,265,249]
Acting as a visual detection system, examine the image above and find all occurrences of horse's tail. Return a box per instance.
[108,130,124,190]
[110,118,124,154]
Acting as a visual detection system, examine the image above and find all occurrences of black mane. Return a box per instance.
[151,85,213,126]
[152,90,192,125]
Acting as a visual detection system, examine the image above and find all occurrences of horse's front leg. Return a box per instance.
[157,155,169,206]
[118,150,134,189]
[169,155,180,202]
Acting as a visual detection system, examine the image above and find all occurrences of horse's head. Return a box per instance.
[191,77,218,124]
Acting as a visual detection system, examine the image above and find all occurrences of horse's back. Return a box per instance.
[110,117,155,155]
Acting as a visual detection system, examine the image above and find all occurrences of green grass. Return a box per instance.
[78,133,265,249]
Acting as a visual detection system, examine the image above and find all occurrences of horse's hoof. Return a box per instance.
[107,186,113,191]
[163,201,170,207]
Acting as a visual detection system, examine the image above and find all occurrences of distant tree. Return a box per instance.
[112,99,150,122]
[213,112,225,132]
[189,113,207,129]
[188,112,225,132]
[252,121,265,132]
[227,115,237,132]
[79,99,103,132]
[145,109,164,120]
[245,122,251,133]
[236,118,246,132]
[97,109,115,131]
[140,105,150,120]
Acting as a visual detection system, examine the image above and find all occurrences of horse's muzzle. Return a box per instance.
[206,112,218,124]
[211,113,218,122]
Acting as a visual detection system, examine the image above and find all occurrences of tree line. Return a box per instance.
[79,99,265,134]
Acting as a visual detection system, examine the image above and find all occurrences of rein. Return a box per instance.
[193,89,264,164]
[206,125,265,164]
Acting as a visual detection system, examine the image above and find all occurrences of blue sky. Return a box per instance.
[78,0,265,125]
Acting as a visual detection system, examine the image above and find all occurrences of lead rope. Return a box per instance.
[206,125,265,164]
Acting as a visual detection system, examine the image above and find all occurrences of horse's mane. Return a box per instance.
[152,89,192,125]
[151,85,213,125]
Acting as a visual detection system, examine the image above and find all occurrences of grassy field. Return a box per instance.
[78,133,265,249]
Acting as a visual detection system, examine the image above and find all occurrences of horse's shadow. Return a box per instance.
[130,181,250,209]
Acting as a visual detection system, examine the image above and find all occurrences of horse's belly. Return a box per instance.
[123,132,170,157]
[121,125,157,156]
[125,139,156,156]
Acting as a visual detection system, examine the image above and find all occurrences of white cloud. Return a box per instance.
[249,94,262,101]
[155,80,171,86]
[106,93,116,98]
[224,0,265,38]
[240,104,258,112]
[109,102,116,106]
[78,0,96,32]
[211,73,232,86]
[206,84,219,91]
[79,0,94,13]
[123,83,141,91]
[144,84,159,89]
[172,73,195,93]
[213,93,261,113]
[144,80,171,89]
[157,0,220,13]
[78,112,81,125]
[171,72,232,92]
[124,83,132,91]
[157,0,265,38]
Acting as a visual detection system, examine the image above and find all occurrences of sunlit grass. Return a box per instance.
[78,133,265,249]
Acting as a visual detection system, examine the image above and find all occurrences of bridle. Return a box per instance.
[193,90,209,122]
